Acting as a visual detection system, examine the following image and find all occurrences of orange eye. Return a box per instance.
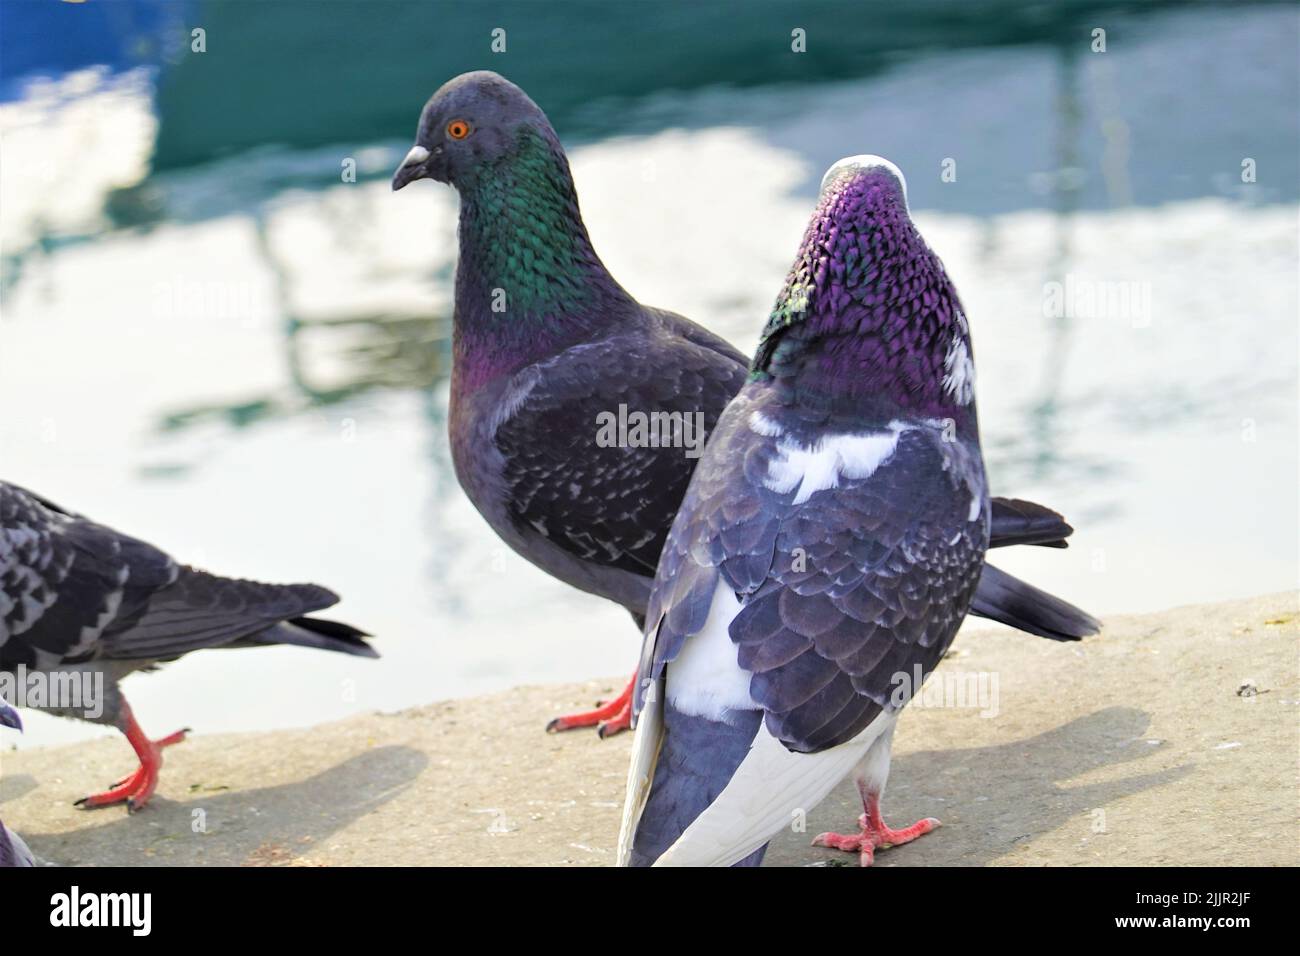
[446,119,471,140]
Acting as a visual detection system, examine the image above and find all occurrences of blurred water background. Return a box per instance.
[1,0,1296,747]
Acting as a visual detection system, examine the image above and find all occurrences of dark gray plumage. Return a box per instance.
[0,482,376,809]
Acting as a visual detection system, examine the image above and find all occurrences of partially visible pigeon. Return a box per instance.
[394,71,1097,738]
[0,700,34,866]
[619,157,1019,866]
[0,482,377,811]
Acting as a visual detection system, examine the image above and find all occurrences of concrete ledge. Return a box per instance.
[2,592,1296,866]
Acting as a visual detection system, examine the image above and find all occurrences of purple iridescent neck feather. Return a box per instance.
[753,168,975,423]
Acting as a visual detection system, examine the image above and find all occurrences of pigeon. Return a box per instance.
[393,71,1096,737]
[0,482,377,811]
[0,700,35,867]
[618,156,1025,866]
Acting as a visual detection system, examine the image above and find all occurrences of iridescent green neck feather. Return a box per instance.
[453,128,633,390]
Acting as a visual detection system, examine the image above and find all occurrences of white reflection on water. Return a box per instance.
[1,65,1296,749]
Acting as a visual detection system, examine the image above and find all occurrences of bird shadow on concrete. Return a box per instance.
[767,706,1191,867]
[11,746,428,866]
[0,773,39,803]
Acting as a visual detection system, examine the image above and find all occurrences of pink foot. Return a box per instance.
[812,794,940,866]
[75,704,188,812]
[546,672,635,738]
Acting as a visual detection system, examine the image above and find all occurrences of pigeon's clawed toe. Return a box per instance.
[73,705,188,812]
[596,707,632,739]
[546,675,634,737]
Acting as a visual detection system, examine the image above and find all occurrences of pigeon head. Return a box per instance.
[0,701,21,733]
[392,71,555,191]
[394,71,633,388]
[753,155,975,417]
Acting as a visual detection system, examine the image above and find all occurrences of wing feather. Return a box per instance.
[494,325,747,579]
[621,388,989,865]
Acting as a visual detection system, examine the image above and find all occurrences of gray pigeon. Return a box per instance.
[0,700,34,866]
[0,482,377,811]
[393,71,1098,737]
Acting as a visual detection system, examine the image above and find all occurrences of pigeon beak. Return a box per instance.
[0,701,22,733]
[392,144,433,191]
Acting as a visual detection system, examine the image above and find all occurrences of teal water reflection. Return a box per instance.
[1,2,1295,746]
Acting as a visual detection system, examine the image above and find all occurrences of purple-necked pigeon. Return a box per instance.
[619,157,1050,866]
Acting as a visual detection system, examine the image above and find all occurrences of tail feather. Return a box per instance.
[970,563,1100,641]
[101,567,358,661]
[989,497,1073,549]
[238,616,379,658]
[622,702,762,866]
[618,675,665,866]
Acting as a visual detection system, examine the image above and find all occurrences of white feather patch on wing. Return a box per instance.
[616,673,665,867]
[763,423,908,506]
[666,583,755,720]
[748,411,784,437]
[654,712,898,867]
